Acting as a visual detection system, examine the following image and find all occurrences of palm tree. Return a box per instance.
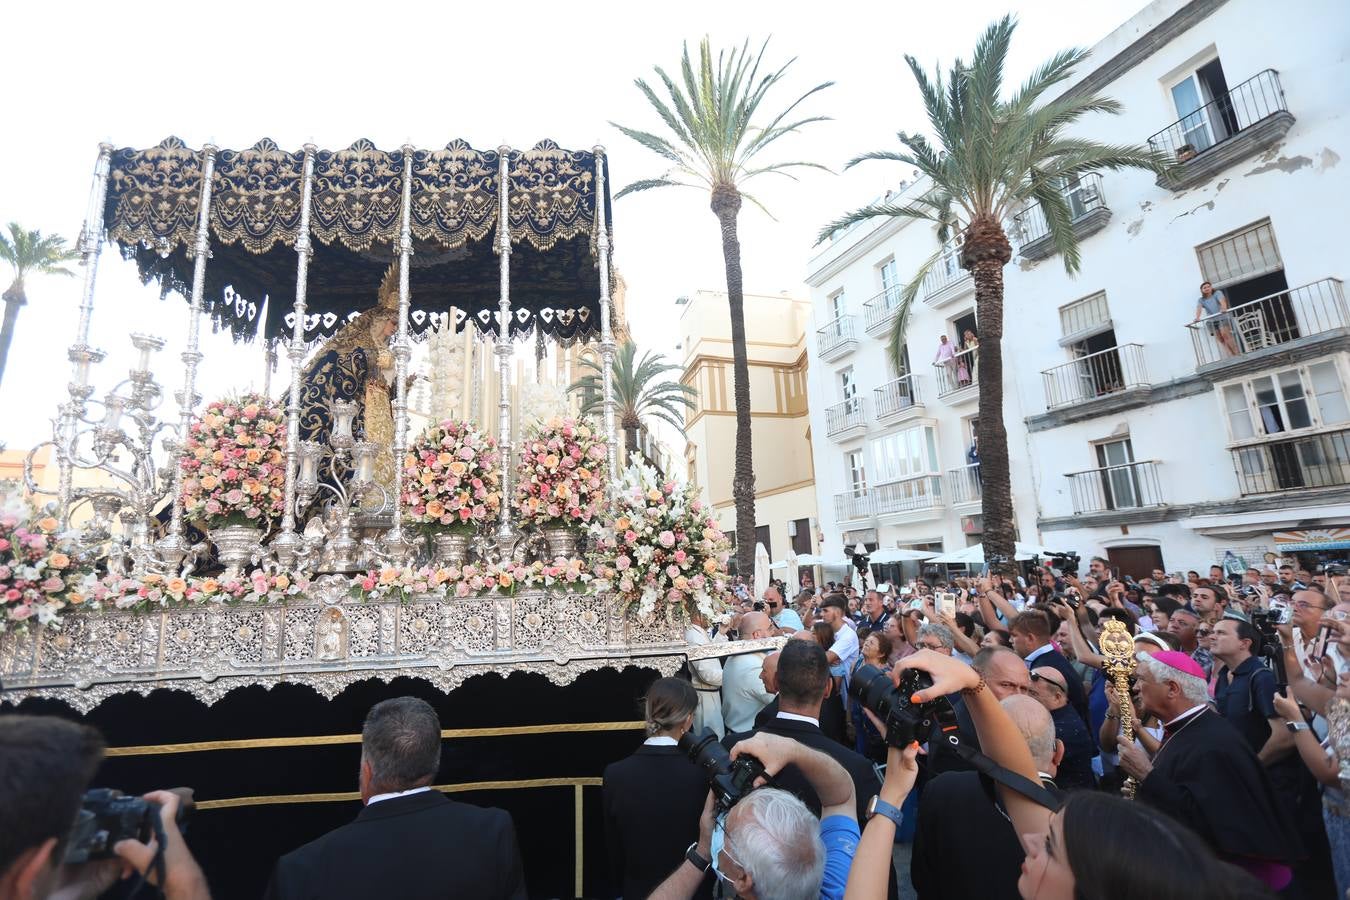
[612,38,832,575]
[0,223,80,388]
[569,340,696,467]
[818,16,1167,574]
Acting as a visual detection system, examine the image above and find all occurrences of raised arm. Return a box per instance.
[898,651,1049,837]
[730,731,857,821]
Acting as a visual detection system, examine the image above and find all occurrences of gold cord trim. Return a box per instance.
[105,720,644,757]
[194,777,603,810]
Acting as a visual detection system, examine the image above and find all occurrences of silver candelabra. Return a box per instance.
[290,400,386,572]
[27,333,188,575]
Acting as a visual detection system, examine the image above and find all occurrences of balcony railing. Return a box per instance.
[875,475,944,515]
[1148,69,1289,161]
[874,374,921,419]
[932,345,977,398]
[1066,460,1164,514]
[1012,174,1108,259]
[1231,429,1350,496]
[947,464,981,505]
[922,241,971,304]
[864,285,904,335]
[834,490,876,522]
[1041,343,1148,410]
[825,398,867,436]
[817,314,858,360]
[1186,278,1349,367]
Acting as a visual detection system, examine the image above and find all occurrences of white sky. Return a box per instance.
[0,0,1144,452]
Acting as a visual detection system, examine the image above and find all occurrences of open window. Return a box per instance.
[1197,219,1294,350]
[1169,57,1238,153]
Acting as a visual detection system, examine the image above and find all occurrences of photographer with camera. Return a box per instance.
[0,715,211,900]
[651,731,860,900]
[842,650,1271,900]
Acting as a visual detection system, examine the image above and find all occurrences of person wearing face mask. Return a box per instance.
[840,651,1271,900]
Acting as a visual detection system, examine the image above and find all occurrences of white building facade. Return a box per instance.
[806,0,1350,579]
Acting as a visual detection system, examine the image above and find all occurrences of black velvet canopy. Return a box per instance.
[103,137,613,345]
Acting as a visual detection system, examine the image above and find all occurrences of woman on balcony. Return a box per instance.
[1193,280,1240,357]
[962,329,979,383]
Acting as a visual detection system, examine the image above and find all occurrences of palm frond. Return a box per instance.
[885,249,943,372]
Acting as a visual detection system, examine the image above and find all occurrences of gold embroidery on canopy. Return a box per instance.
[105,136,202,257]
[210,138,305,255]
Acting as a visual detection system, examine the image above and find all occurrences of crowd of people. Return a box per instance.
[2,558,1347,899]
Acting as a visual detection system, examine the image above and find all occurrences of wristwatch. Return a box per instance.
[866,795,905,828]
[684,842,711,873]
[1285,721,1311,733]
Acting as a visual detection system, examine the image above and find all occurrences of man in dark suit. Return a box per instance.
[725,637,896,899]
[912,695,1064,900]
[1010,610,1089,725]
[264,697,526,900]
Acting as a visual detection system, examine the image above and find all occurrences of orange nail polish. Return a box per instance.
[910,693,923,704]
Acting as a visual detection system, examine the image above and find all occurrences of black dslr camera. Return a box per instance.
[849,664,945,748]
[64,789,187,864]
[679,728,767,815]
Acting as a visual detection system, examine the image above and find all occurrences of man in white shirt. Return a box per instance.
[721,612,776,733]
[819,595,859,688]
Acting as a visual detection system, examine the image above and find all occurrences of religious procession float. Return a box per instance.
[0,138,739,898]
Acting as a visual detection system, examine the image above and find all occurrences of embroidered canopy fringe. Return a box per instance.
[103,137,614,346]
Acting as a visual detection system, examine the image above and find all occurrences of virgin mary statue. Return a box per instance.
[298,264,400,500]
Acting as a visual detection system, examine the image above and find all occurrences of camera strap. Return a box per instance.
[937,727,1062,812]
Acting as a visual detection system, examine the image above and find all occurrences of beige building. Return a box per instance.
[679,289,819,584]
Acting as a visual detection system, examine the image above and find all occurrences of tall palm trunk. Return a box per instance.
[965,220,1015,575]
[0,283,25,389]
[712,186,757,577]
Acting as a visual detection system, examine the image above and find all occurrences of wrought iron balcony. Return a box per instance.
[834,490,876,523]
[824,398,867,440]
[817,315,859,362]
[1231,429,1350,496]
[922,241,973,308]
[1041,343,1148,410]
[1186,278,1349,370]
[932,346,977,400]
[946,463,981,506]
[864,285,904,337]
[874,475,944,517]
[1066,460,1164,514]
[1149,70,1294,190]
[1012,174,1111,261]
[874,375,923,424]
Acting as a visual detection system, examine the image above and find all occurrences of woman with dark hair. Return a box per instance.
[602,678,711,900]
[842,652,1269,900]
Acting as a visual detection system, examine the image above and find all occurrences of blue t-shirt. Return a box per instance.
[818,815,861,900]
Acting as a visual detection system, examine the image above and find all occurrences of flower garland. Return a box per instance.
[589,463,731,619]
[352,556,593,602]
[181,393,286,528]
[515,416,608,527]
[0,487,92,631]
[80,569,311,611]
[402,419,501,533]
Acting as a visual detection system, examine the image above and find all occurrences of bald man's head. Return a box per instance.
[791,630,816,642]
[1000,694,1058,773]
[739,612,772,639]
[760,651,781,694]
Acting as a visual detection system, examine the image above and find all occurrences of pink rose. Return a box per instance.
[624,530,638,544]
[616,556,631,571]
[658,531,676,548]
[10,603,32,620]
[0,538,10,552]
[666,565,681,579]
[674,550,688,564]
[361,576,377,591]
[4,588,21,602]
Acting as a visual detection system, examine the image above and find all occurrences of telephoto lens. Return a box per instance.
[678,727,768,814]
[848,664,942,747]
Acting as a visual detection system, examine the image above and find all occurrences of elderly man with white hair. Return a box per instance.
[1117,651,1303,891]
[649,731,861,900]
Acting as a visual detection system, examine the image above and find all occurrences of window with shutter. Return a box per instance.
[1197,219,1283,287]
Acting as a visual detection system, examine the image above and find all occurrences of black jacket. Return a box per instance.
[602,744,712,900]
[911,771,1062,900]
[263,790,526,900]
